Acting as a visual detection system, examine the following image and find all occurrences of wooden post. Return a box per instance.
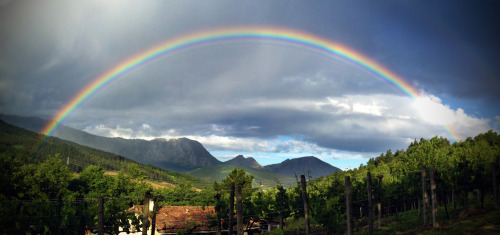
[98,197,104,235]
[377,174,383,229]
[493,162,498,209]
[300,175,311,235]
[421,166,428,225]
[142,192,150,235]
[236,185,243,235]
[151,197,158,235]
[229,182,235,235]
[215,194,222,235]
[277,186,285,230]
[345,176,354,235]
[367,172,374,235]
[464,165,470,209]
[430,167,437,228]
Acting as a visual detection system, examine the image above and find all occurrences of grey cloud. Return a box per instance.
[1,1,497,160]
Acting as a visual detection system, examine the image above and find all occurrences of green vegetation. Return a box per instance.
[1,118,499,234]
[188,164,294,188]
[0,120,205,186]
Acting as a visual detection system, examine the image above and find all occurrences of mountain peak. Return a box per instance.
[265,156,341,179]
[0,114,221,172]
[224,155,264,170]
[234,154,245,159]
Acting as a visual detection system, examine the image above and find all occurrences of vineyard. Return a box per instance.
[1,131,499,234]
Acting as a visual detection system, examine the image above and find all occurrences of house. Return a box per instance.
[155,206,216,234]
[118,200,217,235]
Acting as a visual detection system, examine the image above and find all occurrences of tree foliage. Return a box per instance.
[1,122,499,234]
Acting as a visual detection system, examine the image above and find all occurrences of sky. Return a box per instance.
[1,0,499,170]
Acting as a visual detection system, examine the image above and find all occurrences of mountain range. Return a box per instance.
[0,114,341,177]
[0,114,219,172]
[265,156,341,179]
[223,155,264,170]
[0,119,203,186]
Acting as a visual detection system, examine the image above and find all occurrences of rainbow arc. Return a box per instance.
[40,26,460,142]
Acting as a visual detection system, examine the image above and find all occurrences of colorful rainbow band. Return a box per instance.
[40,26,458,142]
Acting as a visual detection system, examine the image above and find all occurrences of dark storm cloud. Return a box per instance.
[0,0,498,161]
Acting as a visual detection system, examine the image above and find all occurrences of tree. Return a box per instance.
[214,168,254,233]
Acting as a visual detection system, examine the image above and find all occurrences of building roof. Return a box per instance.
[156,206,216,233]
[129,205,216,233]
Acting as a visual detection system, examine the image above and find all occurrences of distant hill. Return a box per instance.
[223,155,264,170]
[0,119,203,185]
[187,164,294,188]
[0,114,220,172]
[265,156,341,179]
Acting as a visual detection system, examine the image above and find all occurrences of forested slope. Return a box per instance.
[2,119,499,234]
[0,119,202,185]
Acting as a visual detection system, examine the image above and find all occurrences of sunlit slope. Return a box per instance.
[0,119,205,186]
[187,164,295,188]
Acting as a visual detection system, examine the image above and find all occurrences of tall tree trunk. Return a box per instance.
[493,162,498,209]
[430,167,437,228]
[98,197,104,235]
[229,182,235,235]
[301,175,311,235]
[345,176,354,235]
[214,194,221,235]
[422,166,428,225]
[151,197,158,235]
[367,172,373,235]
[142,193,150,235]
[236,185,243,235]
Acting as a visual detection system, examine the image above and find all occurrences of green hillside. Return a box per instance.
[187,164,296,188]
[0,119,205,186]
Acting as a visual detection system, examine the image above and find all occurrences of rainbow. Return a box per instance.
[444,125,461,142]
[39,26,458,141]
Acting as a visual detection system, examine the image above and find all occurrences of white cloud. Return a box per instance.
[84,124,134,138]
[79,90,492,158]
[2,1,495,159]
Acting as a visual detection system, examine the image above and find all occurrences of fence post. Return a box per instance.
[367,172,374,235]
[215,194,222,235]
[345,176,354,235]
[301,175,311,235]
[376,174,383,229]
[464,164,470,209]
[229,182,235,235]
[142,191,150,235]
[421,166,428,225]
[151,197,158,235]
[493,162,498,209]
[277,186,285,230]
[430,167,437,228]
[98,197,104,235]
[236,185,243,235]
